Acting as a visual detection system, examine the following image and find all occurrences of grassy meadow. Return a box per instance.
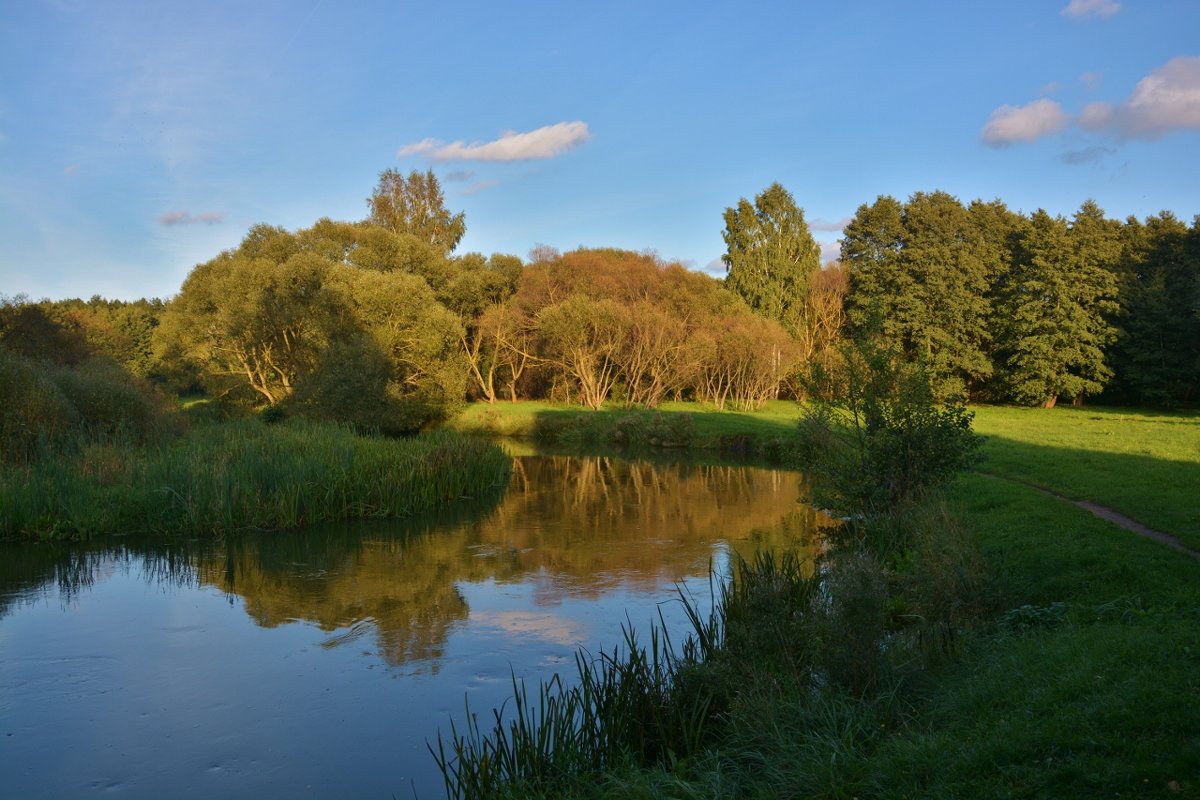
[435,400,1200,799]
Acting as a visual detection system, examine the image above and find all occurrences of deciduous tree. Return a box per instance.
[722,183,822,335]
[367,169,466,256]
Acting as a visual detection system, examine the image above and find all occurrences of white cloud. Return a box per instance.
[1081,71,1102,90]
[1078,56,1200,140]
[398,121,591,162]
[442,169,475,183]
[702,257,726,277]
[981,99,1070,146]
[1061,0,1120,19]
[159,210,224,226]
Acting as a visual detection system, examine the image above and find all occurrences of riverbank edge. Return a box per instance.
[0,419,513,542]
[437,401,1200,798]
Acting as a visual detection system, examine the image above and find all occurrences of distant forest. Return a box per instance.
[3,170,1198,436]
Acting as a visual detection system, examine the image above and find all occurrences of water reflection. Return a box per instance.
[2,456,824,670]
[0,454,828,799]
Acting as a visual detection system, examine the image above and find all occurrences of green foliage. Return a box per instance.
[530,409,696,449]
[157,218,469,427]
[49,359,176,442]
[367,168,466,255]
[1110,212,1200,405]
[842,192,994,400]
[721,182,821,334]
[0,347,79,463]
[997,208,1119,406]
[795,336,982,516]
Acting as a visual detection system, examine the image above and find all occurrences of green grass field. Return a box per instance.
[971,405,1200,551]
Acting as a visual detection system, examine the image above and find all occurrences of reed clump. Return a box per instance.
[0,419,511,540]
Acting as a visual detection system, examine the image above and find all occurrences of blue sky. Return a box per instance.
[2,0,1198,300]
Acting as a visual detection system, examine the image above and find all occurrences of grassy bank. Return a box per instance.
[433,402,1200,799]
[0,419,512,541]
[446,400,802,458]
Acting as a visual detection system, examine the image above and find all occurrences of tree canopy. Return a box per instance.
[367,169,466,256]
[722,183,822,335]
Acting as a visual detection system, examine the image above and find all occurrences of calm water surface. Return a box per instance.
[0,454,825,799]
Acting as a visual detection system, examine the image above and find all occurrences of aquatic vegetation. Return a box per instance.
[0,419,511,540]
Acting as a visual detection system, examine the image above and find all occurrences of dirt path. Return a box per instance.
[980,472,1200,563]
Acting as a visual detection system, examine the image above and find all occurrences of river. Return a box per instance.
[0,453,826,799]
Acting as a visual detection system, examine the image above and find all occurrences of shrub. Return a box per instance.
[795,336,982,517]
[50,358,175,443]
[0,347,79,463]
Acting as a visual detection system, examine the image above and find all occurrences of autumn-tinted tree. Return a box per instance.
[722,183,822,335]
[537,295,629,409]
[367,169,466,256]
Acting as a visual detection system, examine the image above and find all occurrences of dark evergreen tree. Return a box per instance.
[1111,212,1200,404]
[999,209,1118,407]
[843,192,993,400]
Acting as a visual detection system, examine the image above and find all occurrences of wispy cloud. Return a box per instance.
[810,216,851,232]
[982,99,1070,146]
[1059,146,1115,165]
[399,121,591,162]
[1078,56,1200,140]
[1081,71,1102,90]
[159,210,224,226]
[442,169,475,183]
[460,179,501,196]
[62,164,81,176]
[1061,0,1120,20]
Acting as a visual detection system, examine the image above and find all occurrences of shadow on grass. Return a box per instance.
[976,433,1200,550]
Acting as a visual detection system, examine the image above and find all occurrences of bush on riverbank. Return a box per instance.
[0,347,177,464]
[0,419,511,540]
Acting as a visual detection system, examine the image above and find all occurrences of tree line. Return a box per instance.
[3,170,1197,437]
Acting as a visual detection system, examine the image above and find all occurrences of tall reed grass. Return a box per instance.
[431,551,817,799]
[0,419,511,540]
[430,502,985,799]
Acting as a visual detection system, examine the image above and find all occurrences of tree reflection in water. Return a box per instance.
[1,455,830,669]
